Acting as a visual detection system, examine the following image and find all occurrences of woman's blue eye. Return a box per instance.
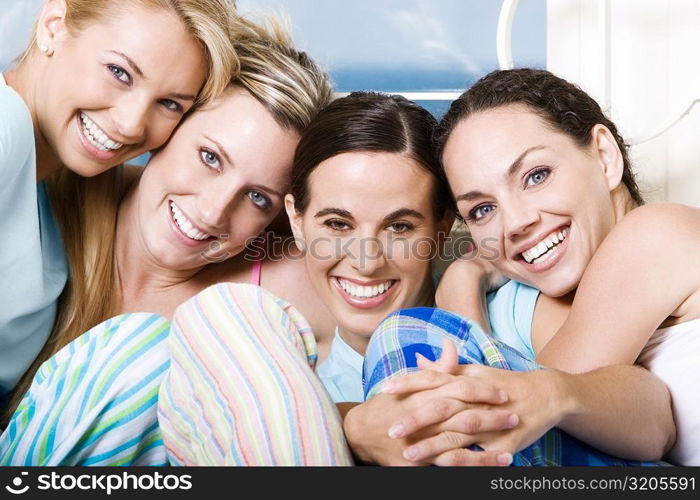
[247,191,270,210]
[526,168,550,187]
[200,149,221,170]
[108,64,131,85]
[468,204,496,222]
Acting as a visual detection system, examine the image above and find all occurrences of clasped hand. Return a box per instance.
[346,340,565,466]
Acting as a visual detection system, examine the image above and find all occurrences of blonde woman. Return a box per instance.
[0,26,332,465]
[0,0,239,406]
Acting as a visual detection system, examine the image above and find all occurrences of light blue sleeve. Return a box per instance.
[0,83,33,185]
[0,81,68,395]
[486,280,539,359]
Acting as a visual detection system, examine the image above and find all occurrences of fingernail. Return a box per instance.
[508,414,519,428]
[403,446,419,461]
[499,390,508,403]
[388,422,406,439]
[497,452,513,466]
[415,352,428,364]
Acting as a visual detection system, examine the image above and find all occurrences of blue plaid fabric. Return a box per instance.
[363,307,662,466]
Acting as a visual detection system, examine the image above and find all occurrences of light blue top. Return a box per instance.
[486,279,539,359]
[0,73,68,397]
[316,279,541,403]
[316,328,364,403]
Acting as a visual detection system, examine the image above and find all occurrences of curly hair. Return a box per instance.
[435,68,644,205]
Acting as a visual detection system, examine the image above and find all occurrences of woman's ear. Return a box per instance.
[591,124,624,192]
[37,0,69,54]
[284,194,306,253]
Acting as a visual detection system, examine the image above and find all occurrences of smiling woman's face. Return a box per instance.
[287,151,449,354]
[33,1,208,176]
[442,104,624,297]
[134,86,299,272]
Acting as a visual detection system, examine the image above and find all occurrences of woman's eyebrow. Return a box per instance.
[456,190,485,203]
[314,208,353,219]
[107,50,196,101]
[108,50,144,78]
[382,208,424,222]
[505,145,547,178]
[455,145,547,202]
[202,135,233,166]
[169,93,197,102]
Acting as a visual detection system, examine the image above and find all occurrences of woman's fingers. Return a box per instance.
[438,377,509,406]
[402,431,477,462]
[384,376,510,439]
[388,397,469,439]
[400,409,519,462]
[383,369,508,406]
[389,401,518,439]
[443,408,519,435]
[382,368,455,394]
[405,432,515,466]
[432,446,514,467]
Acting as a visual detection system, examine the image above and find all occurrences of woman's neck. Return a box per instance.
[337,326,370,357]
[612,185,639,224]
[337,277,436,357]
[5,60,63,181]
[415,277,437,308]
[114,185,205,312]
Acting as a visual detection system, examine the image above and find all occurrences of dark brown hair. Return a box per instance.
[291,91,454,216]
[435,68,644,205]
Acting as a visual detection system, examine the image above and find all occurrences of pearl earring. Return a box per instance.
[39,44,54,56]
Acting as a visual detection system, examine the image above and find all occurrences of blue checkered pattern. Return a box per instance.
[363,307,662,466]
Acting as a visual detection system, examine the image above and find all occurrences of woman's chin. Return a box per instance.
[537,279,578,298]
[336,319,375,341]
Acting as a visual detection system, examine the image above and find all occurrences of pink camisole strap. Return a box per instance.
[250,259,263,286]
[249,233,266,286]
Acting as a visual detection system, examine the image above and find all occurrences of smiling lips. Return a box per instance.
[521,226,570,264]
[339,278,394,298]
[79,112,124,152]
[169,200,213,243]
[333,277,398,309]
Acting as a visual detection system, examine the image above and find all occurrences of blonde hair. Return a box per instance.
[18,0,242,106]
[1,15,332,425]
[232,19,333,132]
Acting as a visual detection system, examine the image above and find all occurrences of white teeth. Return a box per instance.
[522,227,570,264]
[535,241,548,255]
[79,112,124,152]
[338,279,393,299]
[170,201,211,241]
